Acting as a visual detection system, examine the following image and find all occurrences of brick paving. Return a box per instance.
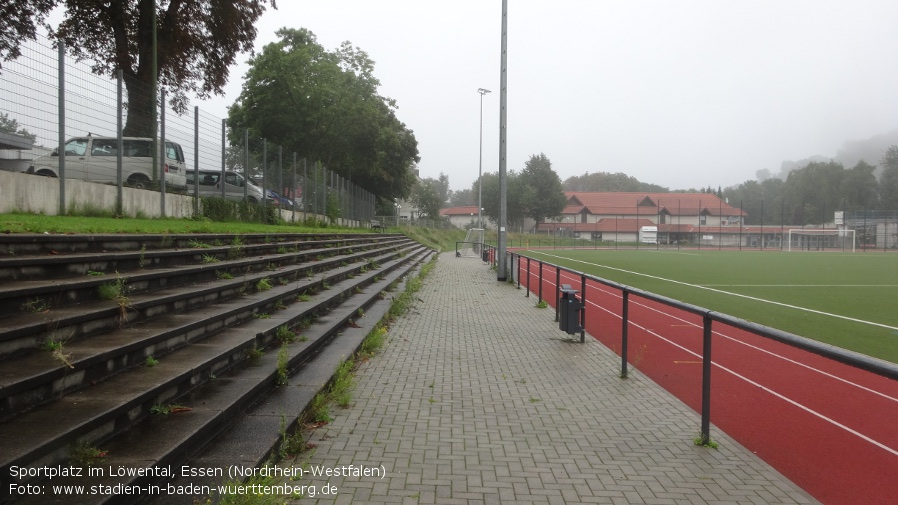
[291,252,819,504]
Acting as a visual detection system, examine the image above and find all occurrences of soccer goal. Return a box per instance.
[786,228,856,252]
[457,228,485,258]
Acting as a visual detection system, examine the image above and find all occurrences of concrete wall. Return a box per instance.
[0,169,194,217]
[0,170,363,226]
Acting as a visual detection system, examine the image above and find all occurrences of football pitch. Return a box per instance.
[522,248,898,364]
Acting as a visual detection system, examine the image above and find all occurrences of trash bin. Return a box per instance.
[482,248,489,262]
[558,284,583,334]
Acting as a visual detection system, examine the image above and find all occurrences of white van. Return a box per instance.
[25,135,188,191]
[186,169,265,203]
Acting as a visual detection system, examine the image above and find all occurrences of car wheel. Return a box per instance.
[127,174,152,190]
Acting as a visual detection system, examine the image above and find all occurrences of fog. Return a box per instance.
[67,1,898,192]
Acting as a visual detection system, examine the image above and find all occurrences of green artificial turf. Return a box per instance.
[525,248,898,363]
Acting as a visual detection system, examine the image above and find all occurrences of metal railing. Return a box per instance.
[485,245,898,444]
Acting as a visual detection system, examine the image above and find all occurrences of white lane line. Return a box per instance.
[590,293,898,457]
[534,252,898,333]
[630,296,898,405]
[540,271,898,456]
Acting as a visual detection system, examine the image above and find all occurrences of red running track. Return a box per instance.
[519,260,898,505]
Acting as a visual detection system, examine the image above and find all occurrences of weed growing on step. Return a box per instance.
[246,345,264,360]
[145,355,159,367]
[276,343,289,387]
[278,415,312,461]
[297,292,311,302]
[256,277,273,291]
[306,392,332,424]
[254,312,271,319]
[70,441,106,467]
[138,245,148,268]
[536,300,548,308]
[274,299,287,310]
[330,359,356,408]
[98,273,133,328]
[150,403,189,415]
[276,325,296,343]
[359,326,387,359]
[43,336,75,369]
[202,254,219,264]
[86,270,104,276]
[216,270,233,280]
[21,297,50,312]
[188,239,212,249]
[227,235,245,260]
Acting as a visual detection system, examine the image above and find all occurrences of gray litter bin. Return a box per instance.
[558,284,583,334]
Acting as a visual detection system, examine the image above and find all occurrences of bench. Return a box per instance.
[370,219,384,232]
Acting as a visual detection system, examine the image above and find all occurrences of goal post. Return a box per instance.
[786,228,856,252]
[457,228,485,258]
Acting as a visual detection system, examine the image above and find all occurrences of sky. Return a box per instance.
[196,1,898,192]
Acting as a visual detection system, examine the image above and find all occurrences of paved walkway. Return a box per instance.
[293,252,819,504]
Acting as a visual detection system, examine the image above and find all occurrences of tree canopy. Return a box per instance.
[476,153,567,229]
[880,146,898,211]
[227,28,419,200]
[563,171,667,193]
[44,0,274,136]
[722,159,881,225]
[0,0,56,71]
[519,153,568,222]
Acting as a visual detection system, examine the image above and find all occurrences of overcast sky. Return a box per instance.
[198,0,898,193]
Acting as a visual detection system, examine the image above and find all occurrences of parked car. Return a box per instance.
[186,169,265,203]
[25,135,188,190]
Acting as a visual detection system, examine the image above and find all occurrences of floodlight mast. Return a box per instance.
[497,0,509,281]
[477,88,491,230]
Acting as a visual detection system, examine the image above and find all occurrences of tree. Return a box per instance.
[477,171,531,231]
[781,161,844,224]
[0,112,37,141]
[448,188,473,207]
[518,153,567,223]
[563,171,667,192]
[0,0,55,71]
[410,180,441,220]
[228,28,419,200]
[880,146,898,211]
[49,0,274,136]
[841,160,878,210]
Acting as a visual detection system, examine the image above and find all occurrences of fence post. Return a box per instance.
[193,105,199,217]
[554,267,560,322]
[220,118,226,199]
[526,257,531,298]
[537,261,543,303]
[116,70,124,217]
[159,88,166,216]
[579,274,586,343]
[621,291,629,378]
[58,43,66,215]
[700,313,713,445]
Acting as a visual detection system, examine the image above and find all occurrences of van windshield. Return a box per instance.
[64,139,88,156]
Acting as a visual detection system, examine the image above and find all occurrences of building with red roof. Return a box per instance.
[536,192,749,245]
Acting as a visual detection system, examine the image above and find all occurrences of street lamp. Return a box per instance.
[477,88,491,230]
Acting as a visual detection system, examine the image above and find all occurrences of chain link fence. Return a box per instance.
[1,34,379,226]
